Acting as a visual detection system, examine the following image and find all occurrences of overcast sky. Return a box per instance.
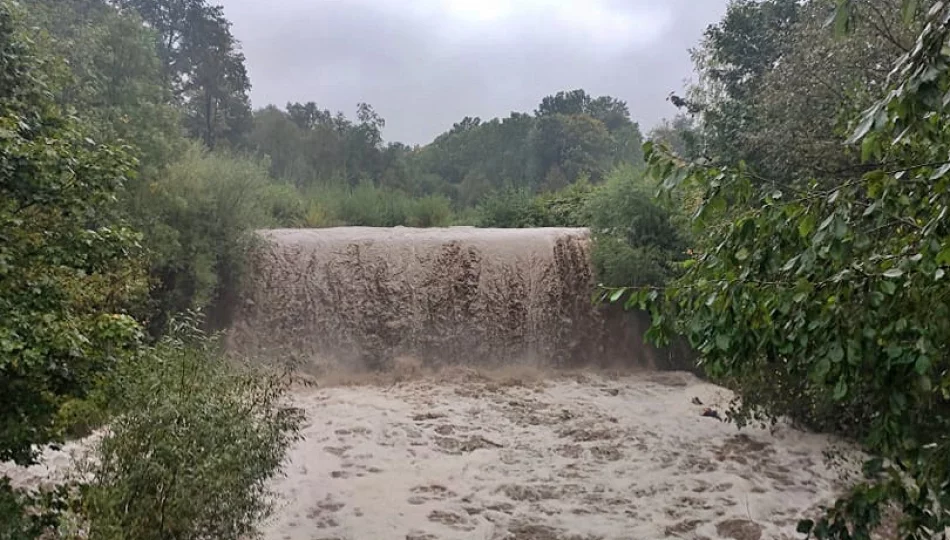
[218,0,728,145]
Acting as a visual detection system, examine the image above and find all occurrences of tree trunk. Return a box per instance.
[204,89,215,149]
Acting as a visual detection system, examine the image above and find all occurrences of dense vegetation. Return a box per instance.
[6,0,950,537]
[614,0,950,536]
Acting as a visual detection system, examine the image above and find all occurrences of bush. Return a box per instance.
[262,183,307,227]
[534,177,594,227]
[75,316,303,540]
[336,183,412,226]
[131,143,275,333]
[408,194,453,227]
[475,188,545,228]
[585,166,684,287]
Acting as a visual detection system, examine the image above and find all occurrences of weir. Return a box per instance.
[228,227,691,374]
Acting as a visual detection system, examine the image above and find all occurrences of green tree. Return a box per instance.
[688,0,914,184]
[688,0,800,172]
[119,0,252,149]
[0,0,145,465]
[528,113,614,184]
[23,0,184,177]
[136,143,277,333]
[749,0,914,183]
[536,89,592,117]
[587,166,684,287]
[638,2,950,536]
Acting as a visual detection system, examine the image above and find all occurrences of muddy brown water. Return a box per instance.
[227,227,691,375]
[2,228,874,539]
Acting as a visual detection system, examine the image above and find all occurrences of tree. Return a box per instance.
[536,89,591,117]
[0,0,145,465]
[688,0,800,172]
[23,0,184,176]
[529,113,614,183]
[687,0,914,184]
[137,143,277,333]
[286,101,331,130]
[587,166,684,287]
[119,0,252,149]
[649,114,702,161]
[636,2,950,536]
[747,0,914,183]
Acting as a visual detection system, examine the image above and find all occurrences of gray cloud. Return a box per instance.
[219,0,728,144]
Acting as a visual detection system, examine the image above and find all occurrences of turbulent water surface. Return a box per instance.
[264,369,858,540]
[2,369,860,540]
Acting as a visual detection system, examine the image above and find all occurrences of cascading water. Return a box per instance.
[227,226,691,374]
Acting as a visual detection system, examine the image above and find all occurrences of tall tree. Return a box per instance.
[641,1,950,536]
[687,0,915,185]
[0,0,145,464]
[688,0,800,170]
[23,0,184,174]
[536,89,592,117]
[118,0,252,148]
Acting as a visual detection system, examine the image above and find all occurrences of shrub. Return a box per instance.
[335,183,412,226]
[76,315,303,540]
[534,177,594,227]
[586,167,684,287]
[131,143,275,333]
[262,183,307,227]
[408,194,453,227]
[475,188,545,228]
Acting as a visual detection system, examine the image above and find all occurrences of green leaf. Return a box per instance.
[833,378,848,400]
[861,134,878,163]
[715,333,731,351]
[798,215,816,238]
[881,280,897,295]
[736,248,750,261]
[829,344,844,363]
[812,357,831,381]
[847,109,875,144]
[915,355,931,375]
[936,268,945,280]
[931,161,950,180]
[883,268,904,278]
[609,288,626,303]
